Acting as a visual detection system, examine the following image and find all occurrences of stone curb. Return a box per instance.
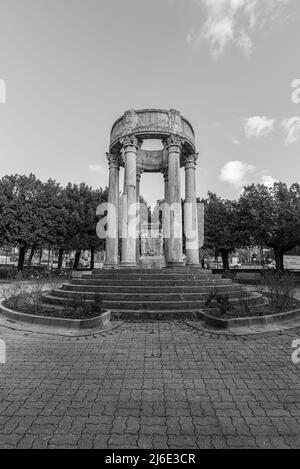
[0,299,111,330]
[198,305,300,330]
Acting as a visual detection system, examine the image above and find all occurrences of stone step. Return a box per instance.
[92,268,213,274]
[43,293,253,310]
[39,303,203,320]
[110,310,203,320]
[84,274,222,281]
[43,294,207,309]
[62,283,240,294]
[71,279,233,287]
[52,288,241,302]
[40,267,263,321]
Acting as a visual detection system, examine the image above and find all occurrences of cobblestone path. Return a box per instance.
[0,321,300,449]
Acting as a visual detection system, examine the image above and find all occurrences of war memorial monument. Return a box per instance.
[105,108,202,269]
[41,109,261,319]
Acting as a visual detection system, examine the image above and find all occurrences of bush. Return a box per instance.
[2,276,62,314]
[222,270,237,282]
[7,267,72,281]
[261,271,296,311]
[2,276,103,319]
[205,288,232,314]
[62,293,104,317]
[238,287,252,316]
[1,282,30,310]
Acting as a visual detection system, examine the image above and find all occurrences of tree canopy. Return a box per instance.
[239,182,300,270]
[203,192,250,270]
[0,174,108,270]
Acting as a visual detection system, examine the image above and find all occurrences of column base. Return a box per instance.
[120,262,137,269]
[166,261,184,268]
[104,263,120,269]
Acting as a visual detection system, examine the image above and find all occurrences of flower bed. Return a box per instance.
[204,296,300,320]
[2,292,105,320]
[2,296,102,319]
[1,279,105,321]
[0,298,110,331]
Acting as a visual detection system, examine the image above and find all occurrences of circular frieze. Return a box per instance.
[110,109,196,156]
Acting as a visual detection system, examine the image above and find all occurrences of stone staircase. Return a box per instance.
[41,268,263,320]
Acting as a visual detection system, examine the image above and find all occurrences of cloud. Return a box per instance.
[220,161,277,190]
[219,160,256,188]
[185,0,292,57]
[281,117,300,145]
[88,164,106,175]
[244,116,275,138]
[260,174,277,187]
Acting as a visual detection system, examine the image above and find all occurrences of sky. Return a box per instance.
[0,0,299,203]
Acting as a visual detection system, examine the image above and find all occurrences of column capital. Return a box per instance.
[120,135,141,152]
[183,153,199,170]
[136,167,144,182]
[163,135,184,151]
[106,153,121,170]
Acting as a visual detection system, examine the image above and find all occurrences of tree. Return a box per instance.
[60,183,108,270]
[0,174,46,270]
[77,186,108,269]
[203,192,249,271]
[0,174,109,271]
[59,183,86,269]
[239,183,300,270]
[28,179,67,267]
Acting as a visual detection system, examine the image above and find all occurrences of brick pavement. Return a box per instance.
[0,320,300,449]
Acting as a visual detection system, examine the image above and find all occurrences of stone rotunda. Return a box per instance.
[105,109,202,269]
[41,110,263,320]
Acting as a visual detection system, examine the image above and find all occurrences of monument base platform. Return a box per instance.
[139,256,166,269]
[41,268,264,321]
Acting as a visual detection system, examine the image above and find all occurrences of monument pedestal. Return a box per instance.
[139,256,166,270]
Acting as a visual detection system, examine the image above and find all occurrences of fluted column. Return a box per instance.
[136,167,144,263]
[105,153,120,267]
[161,168,169,263]
[164,136,184,266]
[184,153,200,266]
[120,135,139,267]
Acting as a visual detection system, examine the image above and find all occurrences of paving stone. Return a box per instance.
[0,320,300,449]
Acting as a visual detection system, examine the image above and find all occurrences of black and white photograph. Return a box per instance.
[0,0,300,455]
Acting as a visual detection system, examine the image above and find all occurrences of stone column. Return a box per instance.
[120,135,138,267]
[136,167,144,263]
[164,135,184,266]
[184,153,200,266]
[161,168,169,263]
[105,153,120,267]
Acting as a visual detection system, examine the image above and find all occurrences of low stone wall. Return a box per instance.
[0,300,110,330]
[198,306,300,330]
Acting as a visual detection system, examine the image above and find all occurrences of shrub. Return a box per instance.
[1,282,30,310]
[62,293,103,317]
[205,288,232,315]
[238,287,252,316]
[261,271,296,311]
[222,270,237,282]
[2,276,62,314]
[7,267,71,282]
